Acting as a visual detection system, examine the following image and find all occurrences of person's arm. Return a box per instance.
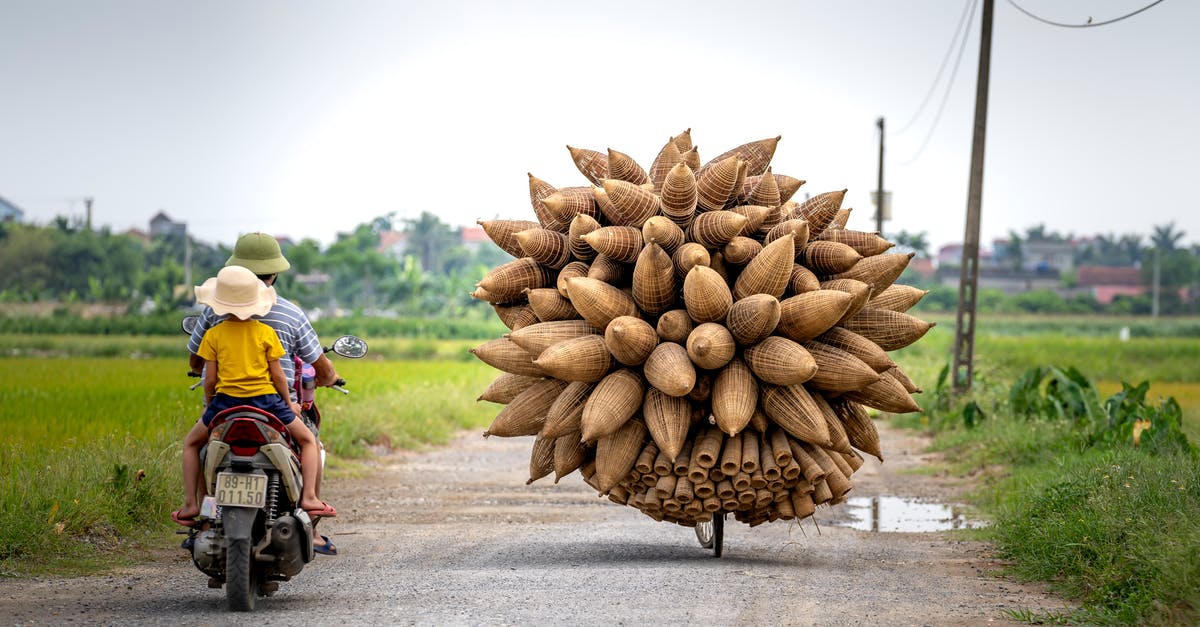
[203,360,218,406]
[269,358,303,416]
[313,353,340,387]
[187,309,217,374]
[189,352,205,374]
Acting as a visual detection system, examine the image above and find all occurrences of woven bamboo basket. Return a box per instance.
[643,387,691,460]
[581,368,645,442]
[723,236,762,265]
[470,337,546,377]
[685,322,736,370]
[741,170,781,208]
[581,226,644,264]
[729,204,771,236]
[680,145,701,172]
[803,340,882,393]
[479,218,541,258]
[788,263,822,294]
[801,240,862,275]
[483,378,568,437]
[469,285,498,304]
[532,334,613,382]
[726,293,781,346]
[655,309,694,344]
[595,419,648,494]
[696,156,742,212]
[541,380,594,439]
[815,229,894,257]
[812,394,853,455]
[712,356,757,436]
[683,265,733,324]
[764,218,811,249]
[787,439,826,483]
[792,189,846,236]
[830,252,914,294]
[841,307,935,351]
[740,431,760,473]
[719,433,743,476]
[660,162,698,228]
[734,233,795,300]
[492,302,539,331]
[708,250,731,284]
[565,276,637,331]
[887,365,922,393]
[869,284,929,312]
[527,434,555,484]
[743,336,818,386]
[688,210,749,248]
[671,242,710,279]
[525,287,580,322]
[540,187,601,225]
[814,326,894,373]
[567,145,608,187]
[631,243,676,315]
[553,433,590,482]
[827,207,852,231]
[607,148,650,186]
[604,315,658,366]
[841,369,921,414]
[638,217,682,256]
[477,257,556,302]
[691,427,723,469]
[776,290,852,343]
[586,254,629,286]
[507,319,601,357]
[643,342,696,397]
[828,398,882,461]
[556,260,589,297]
[818,278,873,323]
[600,178,660,227]
[568,213,601,261]
[477,372,542,404]
[649,135,683,191]
[760,383,832,448]
[527,173,570,233]
[699,136,779,179]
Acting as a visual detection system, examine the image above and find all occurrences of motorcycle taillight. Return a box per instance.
[223,420,269,456]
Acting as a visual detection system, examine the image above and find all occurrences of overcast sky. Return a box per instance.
[2,0,1196,253]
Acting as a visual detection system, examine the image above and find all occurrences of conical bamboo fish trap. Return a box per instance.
[600,178,660,227]
[830,252,914,294]
[515,228,572,269]
[819,278,873,323]
[887,365,921,393]
[869,284,929,312]
[492,302,539,331]
[532,334,612,382]
[484,378,568,437]
[841,307,935,351]
[685,322,736,370]
[470,337,546,378]
[688,210,749,248]
[743,336,818,386]
[604,315,658,366]
[760,383,832,448]
[734,233,794,300]
[526,435,556,485]
[643,387,691,460]
[655,309,694,344]
[586,254,629,286]
[507,319,600,357]
[672,242,710,279]
[528,173,570,233]
[595,419,647,494]
[726,293,781,346]
[581,368,644,442]
[680,145,701,172]
[556,260,589,298]
[553,433,590,482]
[699,136,779,179]
[764,218,810,249]
[712,357,757,435]
[607,148,650,186]
[641,216,685,255]
[479,218,541,258]
[581,226,644,264]
[793,189,845,235]
[696,156,742,212]
[815,229,894,257]
[632,243,676,315]
[649,135,683,192]
[742,170,781,208]
[567,145,608,186]
[777,290,852,343]
[542,380,594,439]
[683,265,733,323]
[814,326,895,373]
[788,263,822,294]
[477,372,542,405]
[478,257,556,302]
[643,342,696,397]
[525,287,580,322]
[729,204,772,236]
[828,398,883,461]
[723,236,762,265]
[802,341,882,393]
[565,276,638,330]
[800,240,862,275]
[842,370,922,414]
[568,213,601,261]
[660,162,698,228]
[828,207,852,231]
[540,187,601,225]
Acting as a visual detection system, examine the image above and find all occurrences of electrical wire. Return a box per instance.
[1006,0,1167,28]
[893,0,976,136]
[898,0,980,166]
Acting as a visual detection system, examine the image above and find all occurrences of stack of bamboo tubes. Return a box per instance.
[471,130,933,527]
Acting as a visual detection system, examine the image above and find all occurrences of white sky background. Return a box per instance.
[2,0,1197,252]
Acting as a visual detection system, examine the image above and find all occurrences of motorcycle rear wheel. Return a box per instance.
[226,537,258,611]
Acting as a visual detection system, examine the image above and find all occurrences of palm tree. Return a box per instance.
[1150,222,1185,252]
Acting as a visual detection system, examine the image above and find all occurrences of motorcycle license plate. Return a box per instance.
[215,472,267,508]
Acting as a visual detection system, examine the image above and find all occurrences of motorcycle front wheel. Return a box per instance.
[225,537,258,611]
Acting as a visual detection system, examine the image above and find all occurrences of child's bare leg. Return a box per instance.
[286,419,328,512]
[176,420,209,519]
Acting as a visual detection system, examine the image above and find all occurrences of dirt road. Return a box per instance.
[0,422,1069,625]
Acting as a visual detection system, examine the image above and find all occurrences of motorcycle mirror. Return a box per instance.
[331,335,368,359]
[181,315,199,335]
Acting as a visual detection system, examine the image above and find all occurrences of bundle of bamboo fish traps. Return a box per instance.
[470,130,933,528]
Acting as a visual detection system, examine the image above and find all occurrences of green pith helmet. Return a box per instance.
[225,232,291,275]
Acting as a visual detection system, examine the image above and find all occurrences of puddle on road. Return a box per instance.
[831,496,984,532]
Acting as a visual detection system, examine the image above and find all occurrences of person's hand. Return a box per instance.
[290,401,303,417]
[318,370,341,387]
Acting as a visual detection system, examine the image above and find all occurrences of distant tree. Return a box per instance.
[1003,230,1024,272]
[891,230,930,258]
[1150,222,1185,252]
[402,211,458,274]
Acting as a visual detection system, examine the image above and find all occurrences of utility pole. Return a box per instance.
[1152,248,1160,318]
[876,117,885,235]
[84,197,93,230]
[952,0,994,393]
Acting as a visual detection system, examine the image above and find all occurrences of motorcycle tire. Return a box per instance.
[225,537,257,611]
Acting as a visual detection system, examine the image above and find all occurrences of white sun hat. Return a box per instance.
[194,265,277,320]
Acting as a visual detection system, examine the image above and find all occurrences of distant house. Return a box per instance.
[0,195,25,222]
[122,228,151,244]
[1022,238,1075,273]
[149,211,186,238]
[459,225,489,253]
[377,230,408,257]
[1076,266,1146,304]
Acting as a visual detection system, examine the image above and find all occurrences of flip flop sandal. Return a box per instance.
[313,535,338,556]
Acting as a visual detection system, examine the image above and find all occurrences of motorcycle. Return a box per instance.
[180,315,367,611]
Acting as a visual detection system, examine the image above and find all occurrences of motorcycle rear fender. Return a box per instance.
[202,444,300,500]
[259,442,303,504]
[222,506,257,542]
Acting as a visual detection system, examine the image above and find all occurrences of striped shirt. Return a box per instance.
[187,296,324,399]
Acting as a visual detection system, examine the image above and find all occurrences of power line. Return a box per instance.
[898,0,980,165]
[893,0,976,136]
[1006,0,1167,28]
